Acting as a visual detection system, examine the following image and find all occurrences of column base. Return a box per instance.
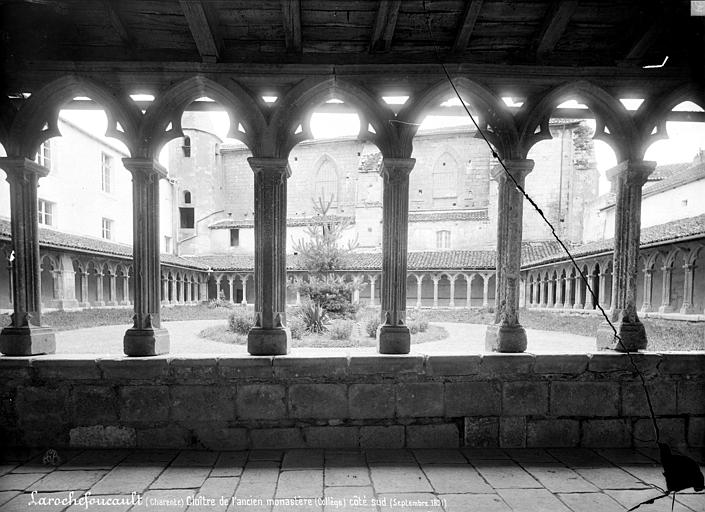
[377,325,410,354]
[55,299,80,310]
[595,318,647,352]
[0,325,56,356]
[658,305,673,314]
[247,327,290,355]
[485,323,527,353]
[123,327,170,356]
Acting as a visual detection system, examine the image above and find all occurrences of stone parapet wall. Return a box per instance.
[1,352,703,450]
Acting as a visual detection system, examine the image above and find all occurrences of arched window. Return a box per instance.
[314,157,339,206]
[184,190,192,204]
[432,152,458,205]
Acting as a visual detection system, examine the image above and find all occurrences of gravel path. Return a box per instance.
[53,319,595,356]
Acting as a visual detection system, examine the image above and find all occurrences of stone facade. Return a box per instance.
[169,121,596,256]
[2,352,702,449]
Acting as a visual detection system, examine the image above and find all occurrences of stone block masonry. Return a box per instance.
[1,352,703,450]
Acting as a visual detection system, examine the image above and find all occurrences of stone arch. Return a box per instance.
[518,80,637,162]
[271,77,398,158]
[141,75,266,159]
[401,77,518,159]
[636,84,705,158]
[6,75,141,158]
[40,254,57,305]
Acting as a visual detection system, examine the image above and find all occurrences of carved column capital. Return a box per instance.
[248,157,291,181]
[379,157,415,183]
[606,160,657,187]
[0,157,51,182]
[490,159,535,183]
[122,158,167,180]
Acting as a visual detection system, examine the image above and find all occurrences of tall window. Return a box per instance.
[436,230,451,249]
[183,190,192,204]
[182,135,191,157]
[432,153,458,200]
[230,228,239,247]
[314,157,339,205]
[101,152,112,193]
[37,199,55,226]
[102,218,113,240]
[35,141,52,171]
[179,207,195,229]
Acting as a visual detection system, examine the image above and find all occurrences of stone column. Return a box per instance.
[296,290,301,306]
[547,277,555,308]
[486,159,534,352]
[585,273,595,309]
[80,271,90,307]
[185,279,192,304]
[538,277,546,307]
[448,275,456,307]
[555,276,564,308]
[596,160,656,351]
[228,275,235,304]
[199,277,208,302]
[482,273,491,308]
[161,277,168,305]
[168,277,175,304]
[122,158,169,356]
[466,275,473,308]
[564,276,573,309]
[432,275,440,309]
[241,275,248,305]
[54,255,79,310]
[50,270,60,307]
[598,271,608,308]
[640,268,653,313]
[122,275,131,305]
[95,272,105,306]
[247,158,291,355]
[680,263,695,314]
[0,158,55,355]
[416,275,423,308]
[377,157,415,354]
[532,279,539,306]
[107,272,118,306]
[369,275,376,306]
[573,275,583,309]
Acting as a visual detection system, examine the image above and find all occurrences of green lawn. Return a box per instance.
[1,304,702,351]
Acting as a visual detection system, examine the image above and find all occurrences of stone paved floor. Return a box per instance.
[0,448,703,511]
[53,320,595,355]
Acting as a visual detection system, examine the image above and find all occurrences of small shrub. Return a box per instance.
[407,311,429,334]
[328,319,354,340]
[364,314,381,338]
[288,315,305,340]
[207,290,233,309]
[294,275,360,318]
[228,308,256,335]
[300,301,329,333]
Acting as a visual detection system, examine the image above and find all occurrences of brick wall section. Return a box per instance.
[1,353,703,450]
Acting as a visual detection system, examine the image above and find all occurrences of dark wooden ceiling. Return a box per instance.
[1,0,703,96]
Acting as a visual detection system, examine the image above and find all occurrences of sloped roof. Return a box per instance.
[643,159,705,197]
[0,218,208,270]
[209,215,355,230]
[523,214,705,267]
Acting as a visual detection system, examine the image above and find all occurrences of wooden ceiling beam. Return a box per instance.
[452,0,483,54]
[103,1,135,53]
[179,0,221,63]
[624,21,663,62]
[370,0,402,53]
[536,0,579,59]
[281,0,302,53]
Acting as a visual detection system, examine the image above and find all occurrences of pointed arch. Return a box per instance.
[270,77,400,158]
[313,154,340,206]
[7,75,141,158]
[400,77,519,159]
[140,75,266,159]
[518,80,637,161]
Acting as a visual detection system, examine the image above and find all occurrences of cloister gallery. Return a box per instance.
[0,1,704,454]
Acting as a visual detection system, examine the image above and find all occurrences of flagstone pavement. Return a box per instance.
[0,448,703,512]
